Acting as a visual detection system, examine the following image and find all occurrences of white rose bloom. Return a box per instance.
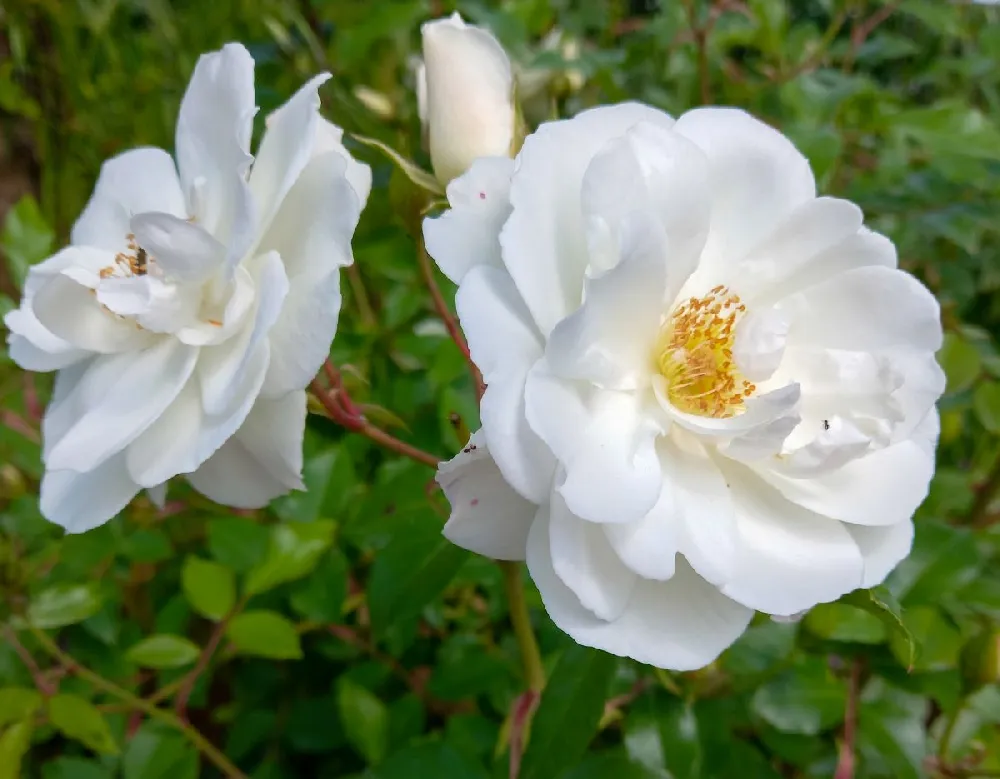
[419,13,515,185]
[4,43,370,533]
[425,103,944,670]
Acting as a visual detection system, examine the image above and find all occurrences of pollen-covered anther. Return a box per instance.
[655,286,754,418]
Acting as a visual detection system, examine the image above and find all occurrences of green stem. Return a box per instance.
[27,626,246,779]
[501,562,545,692]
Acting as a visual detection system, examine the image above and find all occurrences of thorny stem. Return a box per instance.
[834,658,862,779]
[417,241,486,400]
[309,373,441,469]
[27,626,246,779]
[500,561,546,693]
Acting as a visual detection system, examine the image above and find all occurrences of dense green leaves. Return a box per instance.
[27,584,102,629]
[520,646,617,779]
[181,556,236,621]
[226,610,302,660]
[244,521,336,596]
[125,635,201,669]
[337,677,390,765]
[47,694,118,755]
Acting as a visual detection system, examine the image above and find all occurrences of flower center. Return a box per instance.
[100,233,152,279]
[655,285,754,418]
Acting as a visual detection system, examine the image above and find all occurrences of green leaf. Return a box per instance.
[373,742,486,779]
[0,720,33,779]
[289,549,349,623]
[352,134,444,195]
[226,610,302,660]
[803,602,888,644]
[41,757,115,779]
[520,646,617,779]
[244,520,336,596]
[48,693,119,754]
[125,634,201,669]
[892,606,961,672]
[625,695,701,778]
[1,194,54,287]
[181,556,236,621]
[973,380,1000,434]
[337,677,389,766]
[207,516,269,573]
[843,587,916,670]
[857,681,927,779]
[367,516,468,636]
[0,687,42,728]
[122,724,199,779]
[751,657,846,736]
[939,333,981,394]
[28,583,103,629]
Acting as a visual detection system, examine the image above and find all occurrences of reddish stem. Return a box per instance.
[2,626,57,696]
[174,614,232,722]
[834,658,862,779]
[509,690,541,779]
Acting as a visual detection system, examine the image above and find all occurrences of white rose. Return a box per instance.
[419,12,515,185]
[425,103,944,670]
[4,43,369,533]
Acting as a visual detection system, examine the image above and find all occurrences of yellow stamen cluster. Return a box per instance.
[655,285,754,418]
[100,233,150,279]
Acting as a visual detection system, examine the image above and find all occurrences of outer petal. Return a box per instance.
[71,148,187,251]
[549,490,638,620]
[501,103,675,335]
[312,118,372,206]
[545,210,668,390]
[44,341,198,473]
[185,390,305,507]
[258,153,360,396]
[671,108,815,274]
[4,308,87,371]
[527,512,753,670]
[423,156,514,284]
[40,453,141,534]
[846,521,915,589]
[457,265,554,503]
[759,438,935,527]
[438,431,536,561]
[525,364,662,525]
[780,266,942,353]
[718,464,864,616]
[250,73,331,233]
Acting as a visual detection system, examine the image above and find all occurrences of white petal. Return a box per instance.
[96,275,199,334]
[732,197,864,301]
[40,453,140,534]
[662,439,739,586]
[250,73,331,233]
[422,13,514,184]
[525,365,662,525]
[759,438,935,527]
[550,490,638,620]
[31,253,152,354]
[527,513,752,671]
[580,122,710,295]
[780,266,942,352]
[175,266,256,347]
[719,464,864,616]
[186,436,294,508]
[733,307,789,382]
[125,380,202,486]
[312,118,372,207]
[4,309,87,371]
[602,481,679,582]
[671,108,815,272]
[545,210,668,390]
[199,252,287,415]
[846,521,914,589]
[771,416,872,478]
[501,103,675,335]
[723,416,801,462]
[230,390,306,490]
[72,148,186,251]
[175,43,256,242]
[664,381,801,439]
[438,430,536,561]
[259,152,360,396]
[45,341,198,473]
[456,265,553,503]
[129,212,226,281]
[423,156,514,284]
[41,361,88,462]
[146,482,168,509]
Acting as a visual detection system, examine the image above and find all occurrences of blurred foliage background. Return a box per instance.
[2,0,1000,777]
